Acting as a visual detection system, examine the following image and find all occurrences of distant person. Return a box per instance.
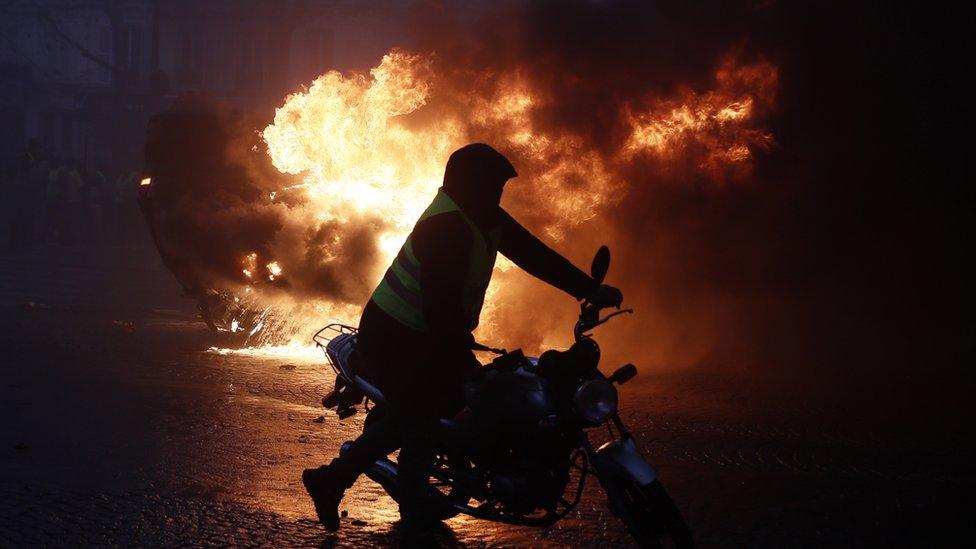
[114,171,137,246]
[302,143,623,534]
[79,165,106,247]
[27,142,50,246]
[90,166,110,246]
[62,161,84,245]
[6,140,45,252]
[44,161,66,244]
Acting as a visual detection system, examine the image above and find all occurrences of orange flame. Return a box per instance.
[624,57,777,177]
[246,50,776,349]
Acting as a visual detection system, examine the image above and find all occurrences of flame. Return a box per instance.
[234,50,777,351]
[266,261,283,281]
[263,51,457,235]
[241,252,258,280]
[624,58,777,176]
[140,177,151,186]
[207,343,320,360]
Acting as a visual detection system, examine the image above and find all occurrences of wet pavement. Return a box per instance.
[1,251,971,546]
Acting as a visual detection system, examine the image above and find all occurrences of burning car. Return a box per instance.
[139,94,292,344]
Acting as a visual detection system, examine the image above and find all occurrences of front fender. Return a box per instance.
[592,436,657,486]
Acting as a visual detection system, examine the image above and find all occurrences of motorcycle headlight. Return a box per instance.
[574,379,618,424]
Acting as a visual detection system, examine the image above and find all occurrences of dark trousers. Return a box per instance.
[329,403,441,518]
[326,301,473,517]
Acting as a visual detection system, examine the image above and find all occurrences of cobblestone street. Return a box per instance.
[1,250,970,547]
[0,0,967,545]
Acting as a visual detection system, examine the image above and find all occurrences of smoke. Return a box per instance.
[145,1,964,401]
[143,94,286,294]
[404,0,962,387]
[405,0,786,368]
[144,93,390,306]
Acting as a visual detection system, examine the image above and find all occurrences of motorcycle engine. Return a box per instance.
[488,465,567,515]
[462,349,578,515]
[482,432,574,515]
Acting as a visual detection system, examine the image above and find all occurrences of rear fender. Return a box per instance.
[324,332,386,405]
[592,436,657,486]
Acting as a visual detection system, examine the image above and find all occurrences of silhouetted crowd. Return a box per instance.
[3,141,145,252]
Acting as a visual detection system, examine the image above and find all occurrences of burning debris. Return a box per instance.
[140,48,775,349]
[140,2,778,359]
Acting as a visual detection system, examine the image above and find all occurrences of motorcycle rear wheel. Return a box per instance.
[604,477,694,548]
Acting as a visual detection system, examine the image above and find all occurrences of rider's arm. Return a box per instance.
[412,212,477,344]
[497,210,597,300]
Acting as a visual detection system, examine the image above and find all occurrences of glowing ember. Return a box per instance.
[241,253,258,281]
[206,343,320,360]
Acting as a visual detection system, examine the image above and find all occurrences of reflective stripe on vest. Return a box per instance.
[370,190,500,333]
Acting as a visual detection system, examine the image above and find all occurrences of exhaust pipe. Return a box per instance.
[340,441,402,500]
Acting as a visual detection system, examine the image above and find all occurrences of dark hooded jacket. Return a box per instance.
[358,144,596,392]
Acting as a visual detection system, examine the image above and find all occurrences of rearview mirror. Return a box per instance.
[591,245,610,284]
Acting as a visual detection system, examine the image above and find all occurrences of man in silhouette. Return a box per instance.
[303,143,623,532]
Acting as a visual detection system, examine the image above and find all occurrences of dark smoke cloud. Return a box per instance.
[404,0,968,399]
[300,217,387,302]
[146,2,967,410]
[143,95,285,295]
[143,94,387,305]
[396,1,789,368]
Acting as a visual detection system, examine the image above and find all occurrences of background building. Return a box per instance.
[0,0,410,251]
[0,0,410,169]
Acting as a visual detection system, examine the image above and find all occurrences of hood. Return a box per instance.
[441,143,517,229]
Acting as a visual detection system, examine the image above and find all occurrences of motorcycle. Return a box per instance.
[313,246,694,548]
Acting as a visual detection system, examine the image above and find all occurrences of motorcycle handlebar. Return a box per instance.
[575,301,634,340]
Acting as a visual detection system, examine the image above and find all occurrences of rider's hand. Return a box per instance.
[589,284,623,309]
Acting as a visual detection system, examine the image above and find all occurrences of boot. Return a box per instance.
[302,465,345,531]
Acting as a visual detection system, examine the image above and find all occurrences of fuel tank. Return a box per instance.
[464,366,556,435]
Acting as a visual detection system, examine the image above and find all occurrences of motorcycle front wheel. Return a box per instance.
[603,477,694,549]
